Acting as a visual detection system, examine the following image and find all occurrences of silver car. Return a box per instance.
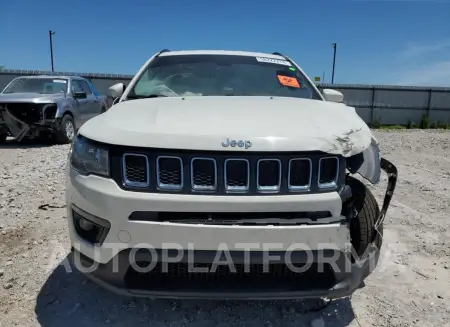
[0,75,108,144]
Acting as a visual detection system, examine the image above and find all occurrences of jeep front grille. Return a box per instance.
[123,154,149,188]
[157,156,183,190]
[318,157,339,189]
[257,159,282,193]
[191,158,217,191]
[112,150,344,195]
[288,159,312,191]
[224,159,250,192]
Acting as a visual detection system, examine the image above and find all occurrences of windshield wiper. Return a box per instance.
[127,94,168,99]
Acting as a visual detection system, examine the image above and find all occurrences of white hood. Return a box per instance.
[79,96,373,157]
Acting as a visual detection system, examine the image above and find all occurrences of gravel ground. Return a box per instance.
[0,130,449,327]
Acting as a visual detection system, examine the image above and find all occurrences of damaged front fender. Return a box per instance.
[345,138,398,243]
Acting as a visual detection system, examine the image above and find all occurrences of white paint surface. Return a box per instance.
[79,96,373,157]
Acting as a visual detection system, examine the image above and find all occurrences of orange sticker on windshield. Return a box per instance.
[277,75,300,88]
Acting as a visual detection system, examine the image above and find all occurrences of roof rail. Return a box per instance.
[156,49,170,56]
[272,52,288,59]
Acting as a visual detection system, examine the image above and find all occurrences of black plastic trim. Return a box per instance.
[71,246,381,299]
[109,146,346,196]
[372,157,398,241]
[72,205,111,245]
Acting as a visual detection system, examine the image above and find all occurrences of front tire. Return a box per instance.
[347,176,383,257]
[56,114,76,144]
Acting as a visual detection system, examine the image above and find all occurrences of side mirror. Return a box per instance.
[73,91,87,99]
[108,83,126,99]
[322,88,344,103]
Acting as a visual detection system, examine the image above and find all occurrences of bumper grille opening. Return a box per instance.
[224,159,249,192]
[124,262,335,292]
[191,158,217,190]
[157,156,183,190]
[128,211,333,225]
[318,157,339,188]
[4,103,42,124]
[123,154,149,187]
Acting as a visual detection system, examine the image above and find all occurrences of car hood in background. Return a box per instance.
[79,96,373,157]
[0,92,65,103]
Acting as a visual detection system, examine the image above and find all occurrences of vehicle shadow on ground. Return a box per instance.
[35,255,356,327]
[0,137,57,149]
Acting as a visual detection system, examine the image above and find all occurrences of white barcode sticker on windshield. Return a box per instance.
[53,79,67,83]
[255,57,291,66]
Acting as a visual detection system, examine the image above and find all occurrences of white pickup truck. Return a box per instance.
[65,49,397,300]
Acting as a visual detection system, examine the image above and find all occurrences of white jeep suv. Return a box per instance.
[65,49,397,299]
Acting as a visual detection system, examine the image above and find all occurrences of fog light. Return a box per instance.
[78,218,94,231]
[72,205,111,245]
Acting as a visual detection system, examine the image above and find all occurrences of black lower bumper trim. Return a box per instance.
[71,246,380,300]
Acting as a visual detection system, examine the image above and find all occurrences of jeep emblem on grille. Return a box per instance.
[222,138,252,149]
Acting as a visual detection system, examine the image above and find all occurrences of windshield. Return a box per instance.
[2,78,68,94]
[128,54,323,100]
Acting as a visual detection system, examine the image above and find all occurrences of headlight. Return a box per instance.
[70,135,109,176]
[43,104,58,119]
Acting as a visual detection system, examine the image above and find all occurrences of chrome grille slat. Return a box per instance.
[157,156,183,190]
[288,158,312,191]
[122,154,149,188]
[224,159,250,192]
[191,158,217,191]
[257,159,282,193]
[318,157,339,189]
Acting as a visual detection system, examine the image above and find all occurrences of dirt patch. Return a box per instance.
[0,224,34,257]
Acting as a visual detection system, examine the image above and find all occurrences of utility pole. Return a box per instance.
[49,30,55,72]
[331,43,337,84]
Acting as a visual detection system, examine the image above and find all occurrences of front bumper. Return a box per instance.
[0,105,61,141]
[71,245,379,300]
[66,166,381,299]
